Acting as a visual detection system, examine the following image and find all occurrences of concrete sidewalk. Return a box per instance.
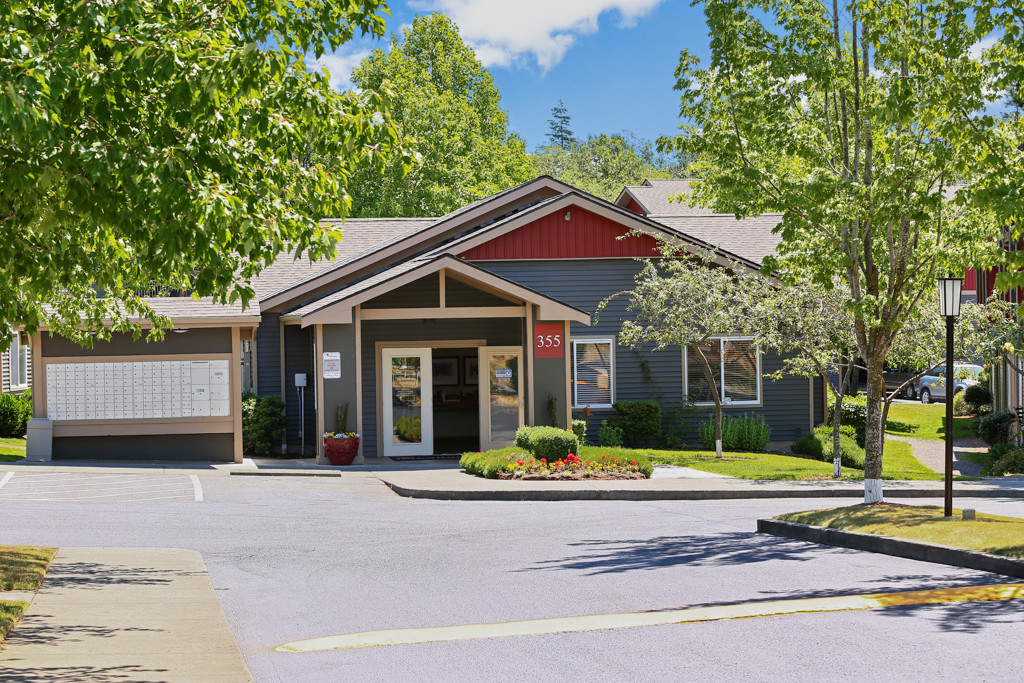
[375,467,1024,501]
[0,548,253,682]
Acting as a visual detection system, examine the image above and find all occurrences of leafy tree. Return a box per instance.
[605,245,765,458]
[348,13,534,217]
[546,99,576,149]
[659,0,998,502]
[0,0,408,345]
[533,133,687,201]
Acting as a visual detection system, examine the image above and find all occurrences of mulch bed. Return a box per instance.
[496,472,647,481]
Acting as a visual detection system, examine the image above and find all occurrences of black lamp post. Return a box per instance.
[938,274,963,517]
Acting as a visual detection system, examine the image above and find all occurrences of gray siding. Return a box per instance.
[360,318,523,458]
[445,278,513,307]
[256,313,282,398]
[363,273,440,309]
[1,348,8,394]
[41,330,230,357]
[283,324,316,453]
[478,259,816,444]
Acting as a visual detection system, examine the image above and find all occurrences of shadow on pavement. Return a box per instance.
[523,532,847,575]
[0,664,170,683]
[42,561,201,589]
[3,617,162,647]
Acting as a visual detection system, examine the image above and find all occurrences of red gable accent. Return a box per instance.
[458,205,660,260]
[964,269,977,292]
[625,198,646,215]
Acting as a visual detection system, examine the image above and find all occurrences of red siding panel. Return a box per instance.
[458,205,660,260]
[625,198,645,215]
[964,269,977,291]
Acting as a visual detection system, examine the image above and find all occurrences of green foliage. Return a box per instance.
[991,447,1024,476]
[546,100,576,149]
[0,0,408,344]
[336,403,349,433]
[612,400,661,447]
[571,419,588,444]
[460,447,519,479]
[532,132,689,201]
[514,425,580,461]
[964,385,993,414]
[791,427,865,470]
[241,393,287,455]
[546,393,560,428]
[698,413,771,452]
[976,412,1018,447]
[828,394,868,445]
[952,391,971,417]
[597,420,624,447]
[348,13,534,217]
[394,416,422,442]
[0,392,32,438]
[662,400,701,448]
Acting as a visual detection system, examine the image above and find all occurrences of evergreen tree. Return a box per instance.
[546,100,576,149]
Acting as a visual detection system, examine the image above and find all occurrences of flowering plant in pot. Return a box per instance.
[324,403,359,465]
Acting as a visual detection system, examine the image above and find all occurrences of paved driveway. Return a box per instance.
[2,472,1023,682]
[0,471,201,502]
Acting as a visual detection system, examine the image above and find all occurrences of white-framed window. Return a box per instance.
[10,332,29,390]
[572,338,614,408]
[684,337,761,406]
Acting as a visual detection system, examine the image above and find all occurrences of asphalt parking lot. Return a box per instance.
[0,471,202,503]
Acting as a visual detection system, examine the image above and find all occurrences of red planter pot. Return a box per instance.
[324,437,360,466]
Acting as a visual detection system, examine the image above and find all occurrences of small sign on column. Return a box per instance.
[323,352,341,379]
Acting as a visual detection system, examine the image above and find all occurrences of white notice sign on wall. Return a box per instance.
[323,352,341,379]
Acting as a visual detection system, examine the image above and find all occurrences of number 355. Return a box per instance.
[536,334,561,348]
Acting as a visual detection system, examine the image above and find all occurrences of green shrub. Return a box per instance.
[0,391,32,438]
[241,393,287,454]
[991,447,1024,476]
[612,400,661,446]
[976,411,1018,447]
[546,393,560,428]
[952,391,970,417]
[394,416,422,442]
[662,400,701,448]
[791,426,865,469]
[698,413,772,452]
[827,394,867,446]
[964,384,993,415]
[460,448,520,478]
[597,419,624,447]
[514,425,580,461]
[571,419,588,444]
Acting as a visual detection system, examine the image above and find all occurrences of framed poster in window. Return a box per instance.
[464,356,479,385]
[432,357,460,386]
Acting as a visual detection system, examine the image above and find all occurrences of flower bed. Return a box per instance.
[461,447,653,480]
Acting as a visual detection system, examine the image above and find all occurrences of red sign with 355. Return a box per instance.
[534,324,564,359]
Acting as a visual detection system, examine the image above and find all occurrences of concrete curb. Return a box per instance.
[757,518,1024,579]
[230,470,340,477]
[382,481,1024,502]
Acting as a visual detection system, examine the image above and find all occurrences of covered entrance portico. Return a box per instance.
[282,255,590,463]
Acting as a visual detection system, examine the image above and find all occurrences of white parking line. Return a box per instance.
[0,472,13,490]
[189,474,203,502]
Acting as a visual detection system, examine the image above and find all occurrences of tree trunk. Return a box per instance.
[715,401,723,459]
[831,396,844,478]
[863,354,887,503]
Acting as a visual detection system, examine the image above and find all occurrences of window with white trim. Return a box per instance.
[685,338,761,405]
[573,338,614,408]
[10,333,28,389]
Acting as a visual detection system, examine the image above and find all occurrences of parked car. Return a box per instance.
[917,364,984,404]
[883,364,922,400]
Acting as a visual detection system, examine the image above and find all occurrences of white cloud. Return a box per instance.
[969,34,999,61]
[306,50,371,91]
[413,0,667,71]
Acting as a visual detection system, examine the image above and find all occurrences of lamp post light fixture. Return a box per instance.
[938,274,963,517]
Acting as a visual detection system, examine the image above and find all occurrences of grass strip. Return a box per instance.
[0,437,26,462]
[646,440,950,481]
[884,403,974,442]
[0,600,29,643]
[777,504,1024,558]
[0,546,58,591]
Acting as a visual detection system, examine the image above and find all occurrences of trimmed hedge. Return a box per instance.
[611,400,661,446]
[964,384,993,414]
[598,419,624,447]
[0,391,32,438]
[977,411,1017,447]
[571,419,587,444]
[514,425,581,461]
[991,447,1024,476]
[791,426,865,469]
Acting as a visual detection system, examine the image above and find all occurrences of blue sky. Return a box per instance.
[309,1,710,150]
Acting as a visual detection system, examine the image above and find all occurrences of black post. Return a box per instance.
[945,315,955,517]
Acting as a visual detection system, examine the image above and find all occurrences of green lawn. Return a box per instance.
[0,601,29,643]
[0,437,26,462]
[885,403,974,442]
[0,545,57,645]
[646,439,947,481]
[777,504,1024,558]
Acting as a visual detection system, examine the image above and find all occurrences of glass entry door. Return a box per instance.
[478,346,524,451]
[381,348,433,457]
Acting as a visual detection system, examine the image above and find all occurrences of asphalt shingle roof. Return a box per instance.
[655,214,783,266]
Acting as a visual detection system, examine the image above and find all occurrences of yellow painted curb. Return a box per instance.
[276,582,1024,652]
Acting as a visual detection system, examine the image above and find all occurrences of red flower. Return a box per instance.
[516,460,524,466]
[540,458,547,463]
[601,455,606,460]
[630,461,637,465]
